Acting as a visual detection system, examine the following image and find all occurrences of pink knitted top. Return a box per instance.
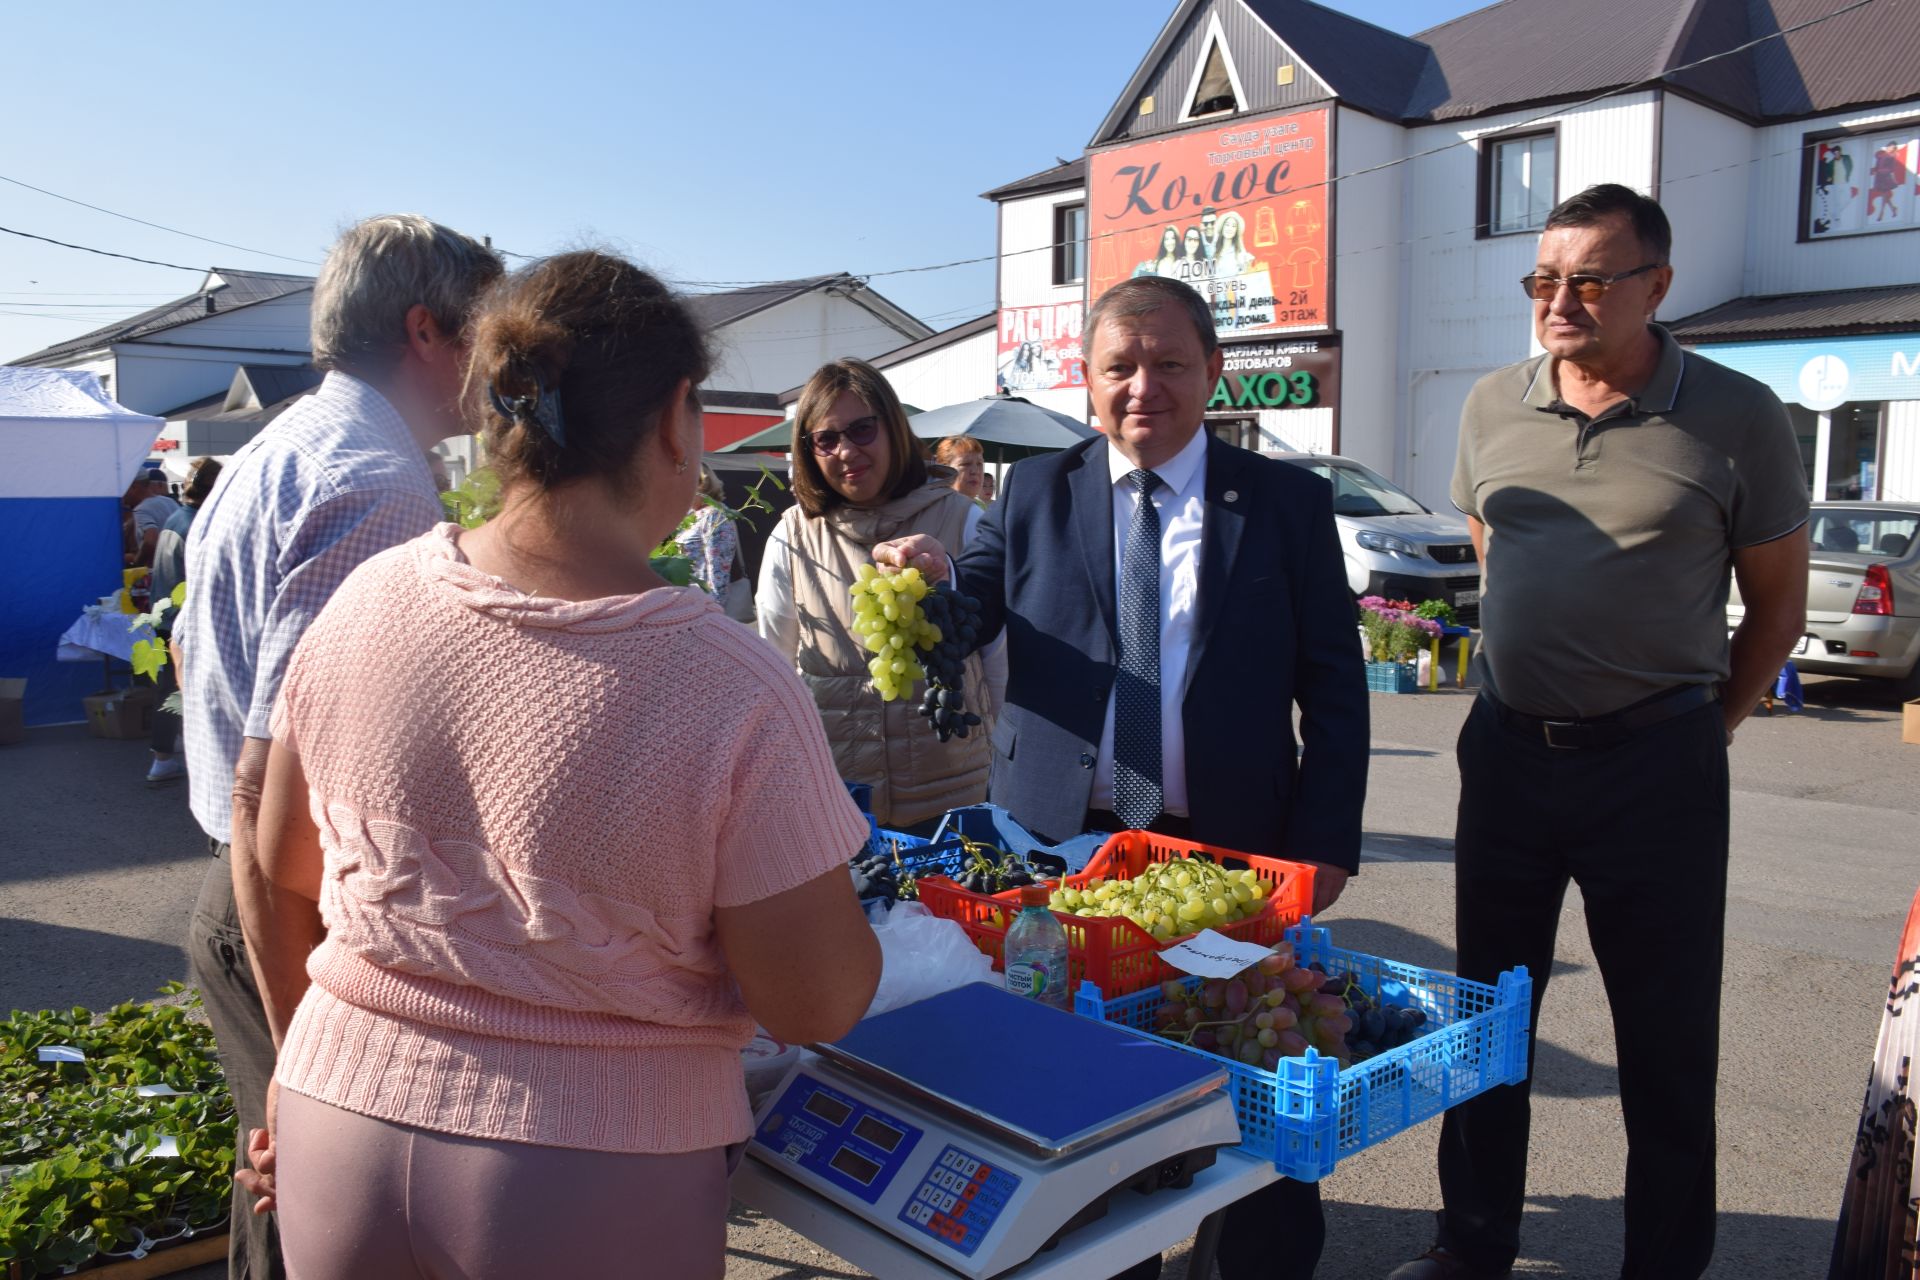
[270,524,868,1154]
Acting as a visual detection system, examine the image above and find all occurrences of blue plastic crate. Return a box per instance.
[867,829,972,884]
[1365,661,1420,694]
[1073,919,1532,1181]
[931,803,1106,876]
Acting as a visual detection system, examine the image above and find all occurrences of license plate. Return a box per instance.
[1454,589,1480,606]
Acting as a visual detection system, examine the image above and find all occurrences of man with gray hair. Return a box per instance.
[176,214,501,1279]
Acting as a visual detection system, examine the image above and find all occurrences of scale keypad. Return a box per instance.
[897,1144,1021,1256]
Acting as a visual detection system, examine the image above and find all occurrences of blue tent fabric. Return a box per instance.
[1,367,164,727]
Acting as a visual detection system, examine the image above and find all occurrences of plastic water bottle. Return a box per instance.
[1004,886,1070,1010]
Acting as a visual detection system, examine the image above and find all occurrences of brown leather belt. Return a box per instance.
[1483,683,1720,750]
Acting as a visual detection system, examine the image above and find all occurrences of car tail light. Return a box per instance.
[1852,564,1894,616]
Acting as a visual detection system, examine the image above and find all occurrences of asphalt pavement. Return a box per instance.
[2,672,1913,1278]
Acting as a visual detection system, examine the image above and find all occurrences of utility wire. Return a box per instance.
[0,224,206,273]
[0,173,323,265]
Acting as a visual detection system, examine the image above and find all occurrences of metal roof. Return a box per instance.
[1667,284,1920,341]
[777,313,997,404]
[8,268,315,367]
[682,272,930,343]
[981,158,1086,203]
[1241,0,1433,121]
[1410,0,1916,123]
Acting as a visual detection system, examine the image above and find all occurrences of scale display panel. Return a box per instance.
[759,1075,923,1207]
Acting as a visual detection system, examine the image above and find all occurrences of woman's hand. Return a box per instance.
[872,535,950,583]
[235,1077,279,1214]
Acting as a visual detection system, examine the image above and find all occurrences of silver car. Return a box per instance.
[1727,502,1920,697]
[1274,453,1481,624]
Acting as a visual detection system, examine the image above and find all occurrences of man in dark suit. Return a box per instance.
[877,274,1368,1279]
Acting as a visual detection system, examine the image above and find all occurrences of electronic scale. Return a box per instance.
[742,983,1245,1279]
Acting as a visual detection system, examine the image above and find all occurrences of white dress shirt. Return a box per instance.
[1091,427,1207,816]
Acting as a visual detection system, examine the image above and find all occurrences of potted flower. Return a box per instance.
[1357,597,1441,693]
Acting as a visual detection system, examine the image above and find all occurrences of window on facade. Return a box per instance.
[1188,39,1239,117]
[1053,204,1087,285]
[1485,132,1557,235]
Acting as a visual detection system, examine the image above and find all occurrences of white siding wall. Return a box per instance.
[1659,95,1753,320]
[1884,399,1920,502]
[156,293,314,355]
[881,328,1000,412]
[1332,106,1406,474]
[997,191,1083,312]
[1745,98,1920,297]
[708,293,921,398]
[1257,406,1334,453]
[1397,92,1658,510]
[997,189,1090,423]
[114,348,309,418]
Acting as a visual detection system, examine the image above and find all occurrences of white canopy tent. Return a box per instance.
[0,368,164,725]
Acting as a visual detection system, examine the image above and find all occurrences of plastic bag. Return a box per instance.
[862,901,995,1019]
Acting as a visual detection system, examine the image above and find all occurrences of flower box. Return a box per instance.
[1365,660,1419,694]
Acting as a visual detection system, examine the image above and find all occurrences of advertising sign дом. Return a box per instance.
[1089,107,1330,339]
[997,301,1085,393]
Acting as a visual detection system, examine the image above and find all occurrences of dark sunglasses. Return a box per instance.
[805,418,881,456]
[1519,262,1661,302]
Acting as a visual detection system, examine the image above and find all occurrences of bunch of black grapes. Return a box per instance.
[917,584,984,743]
[1320,968,1430,1061]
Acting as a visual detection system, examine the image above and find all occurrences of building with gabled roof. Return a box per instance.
[982,0,1920,507]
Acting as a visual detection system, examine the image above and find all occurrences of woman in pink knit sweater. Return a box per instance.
[236,251,882,1278]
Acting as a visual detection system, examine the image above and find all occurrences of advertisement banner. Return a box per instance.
[1804,126,1919,240]
[1210,337,1341,412]
[997,301,1085,393]
[1089,107,1330,340]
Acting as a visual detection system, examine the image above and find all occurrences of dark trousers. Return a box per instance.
[1092,807,1325,1280]
[148,650,180,755]
[1435,696,1729,1279]
[187,842,285,1280]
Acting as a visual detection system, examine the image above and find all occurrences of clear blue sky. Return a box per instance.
[0,0,1480,365]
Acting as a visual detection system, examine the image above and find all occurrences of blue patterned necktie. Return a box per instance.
[1113,469,1163,830]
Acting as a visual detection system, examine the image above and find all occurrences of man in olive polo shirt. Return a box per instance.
[1392,185,1809,1280]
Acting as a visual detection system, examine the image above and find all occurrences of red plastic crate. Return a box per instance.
[915,831,1315,997]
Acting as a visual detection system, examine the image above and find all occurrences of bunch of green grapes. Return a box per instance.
[1047,857,1270,941]
[849,564,936,702]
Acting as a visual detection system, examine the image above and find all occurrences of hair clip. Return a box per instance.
[487,374,567,448]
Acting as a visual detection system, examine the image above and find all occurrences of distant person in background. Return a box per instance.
[175,213,502,1280]
[676,465,751,621]
[144,456,222,788]
[425,449,452,493]
[979,469,997,503]
[127,470,179,568]
[935,435,985,502]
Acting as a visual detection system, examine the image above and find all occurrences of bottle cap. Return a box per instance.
[1020,886,1051,906]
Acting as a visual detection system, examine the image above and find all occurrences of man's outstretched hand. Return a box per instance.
[872,535,951,584]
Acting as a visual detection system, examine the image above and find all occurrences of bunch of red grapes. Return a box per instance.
[1151,940,1428,1071]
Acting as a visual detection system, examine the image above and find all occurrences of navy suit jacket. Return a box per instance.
[955,433,1369,871]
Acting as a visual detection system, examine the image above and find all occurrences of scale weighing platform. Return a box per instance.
[738,983,1261,1279]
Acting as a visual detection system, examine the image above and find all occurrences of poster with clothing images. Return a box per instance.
[1806,128,1920,239]
[1089,107,1330,338]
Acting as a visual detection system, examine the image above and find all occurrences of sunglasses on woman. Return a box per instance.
[805,418,881,456]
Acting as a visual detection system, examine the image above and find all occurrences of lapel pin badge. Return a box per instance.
[1223,489,1239,503]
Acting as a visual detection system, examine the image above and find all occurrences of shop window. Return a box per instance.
[1208,418,1259,451]
[1481,131,1557,237]
[1053,204,1086,286]
[1826,401,1883,501]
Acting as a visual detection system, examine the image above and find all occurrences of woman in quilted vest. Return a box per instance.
[758,358,1004,831]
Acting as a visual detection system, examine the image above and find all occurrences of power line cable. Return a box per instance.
[0,224,206,273]
[0,172,324,265]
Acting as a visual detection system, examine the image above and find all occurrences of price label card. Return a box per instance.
[1158,929,1274,979]
[36,1045,85,1063]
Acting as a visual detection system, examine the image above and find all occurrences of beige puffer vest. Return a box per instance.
[782,480,991,827]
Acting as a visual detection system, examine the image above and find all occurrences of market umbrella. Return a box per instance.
[908,395,1100,463]
[717,405,927,454]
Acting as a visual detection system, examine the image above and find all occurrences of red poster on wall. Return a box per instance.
[997,301,1085,393]
[1089,107,1330,339]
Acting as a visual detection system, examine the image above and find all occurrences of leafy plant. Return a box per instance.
[650,466,786,593]
[0,988,235,1277]
[1357,596,1442,664]
[1412,598,1458,628]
